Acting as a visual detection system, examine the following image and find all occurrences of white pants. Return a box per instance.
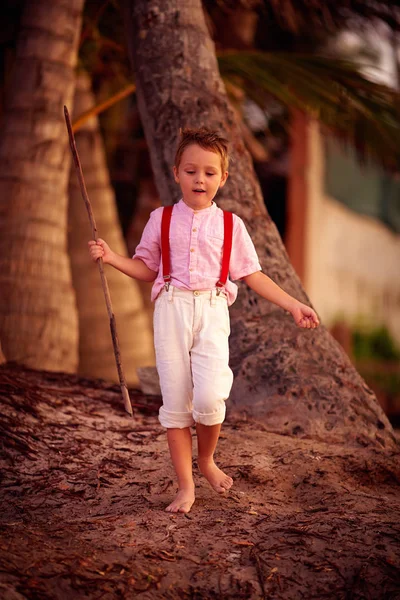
[153,285,234,428]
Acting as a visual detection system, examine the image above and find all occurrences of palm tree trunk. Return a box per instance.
[0,0,85,372]
[123,0,398,449]
[0,341,5,364]
[68,71,155,385]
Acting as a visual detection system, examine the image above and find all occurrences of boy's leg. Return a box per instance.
[165,427,195,513]
[154,290,195,430]
[196,423,233,493]
[191,292,234,493]
[153,288,196,512]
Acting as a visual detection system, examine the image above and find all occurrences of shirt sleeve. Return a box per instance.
[131,208,161,273]
[229,214,262,281]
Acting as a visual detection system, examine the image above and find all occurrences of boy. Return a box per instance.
[88,128,319,514]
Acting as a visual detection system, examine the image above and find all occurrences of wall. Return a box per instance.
[305,121,400,344]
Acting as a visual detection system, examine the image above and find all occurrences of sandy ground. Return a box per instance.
[0,364,400,599]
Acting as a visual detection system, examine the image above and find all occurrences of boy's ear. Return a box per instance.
[173,165,179,183]
[219,171,229,188]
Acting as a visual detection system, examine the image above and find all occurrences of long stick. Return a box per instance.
[64,105,133,417]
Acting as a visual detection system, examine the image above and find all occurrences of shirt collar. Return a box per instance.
[177,198,216,215]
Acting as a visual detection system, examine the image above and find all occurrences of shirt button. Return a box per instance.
[194,291,200,296]
[190,248,194,252]
[189,268,193,272]
[193,228,197,232]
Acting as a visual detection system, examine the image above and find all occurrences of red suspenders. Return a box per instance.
[161,204,233,293]
[217,209,233,292]
[161,205,173,290]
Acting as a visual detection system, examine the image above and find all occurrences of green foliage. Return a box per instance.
[368,370,400,397]
[218,51,400,172]
[79,0,131,89]
[352,325,400,361]
[205,0,400,37]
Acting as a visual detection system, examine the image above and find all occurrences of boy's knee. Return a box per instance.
[192,370,233,417]
[158,406,195,429]
[192,393,226,426]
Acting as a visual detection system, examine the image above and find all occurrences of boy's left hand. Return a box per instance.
[291,301,320,329]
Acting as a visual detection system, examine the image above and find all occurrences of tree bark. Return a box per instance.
[123,0,398,450]
[0,0,84,372]
[68,71,155,386]
[0,341,5,364]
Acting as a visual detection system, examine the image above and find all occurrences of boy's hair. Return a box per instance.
[174,127,229,173]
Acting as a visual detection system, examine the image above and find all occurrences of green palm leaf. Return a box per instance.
[218,51,400,170]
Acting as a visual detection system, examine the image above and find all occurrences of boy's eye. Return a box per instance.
[185,171,215,176]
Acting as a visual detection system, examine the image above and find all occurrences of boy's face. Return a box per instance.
[173,144,228,210]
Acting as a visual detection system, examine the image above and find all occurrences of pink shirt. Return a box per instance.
[132,199,262,306]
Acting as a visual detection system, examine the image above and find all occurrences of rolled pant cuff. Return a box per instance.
[192,406,226,426]
[158,406,195,429]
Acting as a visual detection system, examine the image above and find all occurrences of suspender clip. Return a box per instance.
[163,275,171,291]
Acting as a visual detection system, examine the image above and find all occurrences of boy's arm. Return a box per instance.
[108,253,158,282]
[228,216,288,308]
[90,209,161,283]
[243,271,320,329]
[243,271,296,312]
[229,214,319,328]
[88,238,158,282]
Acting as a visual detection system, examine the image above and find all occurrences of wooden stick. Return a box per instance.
[64,105,133,417]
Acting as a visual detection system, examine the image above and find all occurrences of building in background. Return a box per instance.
[287,114,400,347]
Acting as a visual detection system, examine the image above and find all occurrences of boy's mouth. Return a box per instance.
[193,189,206,193]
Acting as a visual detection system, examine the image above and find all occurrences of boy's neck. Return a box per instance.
[182,198,213,211]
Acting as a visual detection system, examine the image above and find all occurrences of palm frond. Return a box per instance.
[218,51,400,171]
[266,0,400,33]
[72,83,136,132]
[204,1,400,34]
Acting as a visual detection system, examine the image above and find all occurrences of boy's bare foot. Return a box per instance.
[197,458,233,493]
[165,487,195,513]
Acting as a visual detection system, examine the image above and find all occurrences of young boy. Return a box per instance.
[88,128,319,514]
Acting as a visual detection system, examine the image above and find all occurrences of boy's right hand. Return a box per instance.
[88,238,113,264]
